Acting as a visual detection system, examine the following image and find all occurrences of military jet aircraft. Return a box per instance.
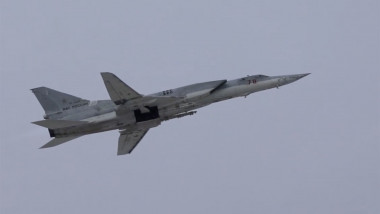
[32,73,309,155]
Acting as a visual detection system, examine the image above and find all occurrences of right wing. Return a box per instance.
[101,72,142,105]
[117,129,149,155]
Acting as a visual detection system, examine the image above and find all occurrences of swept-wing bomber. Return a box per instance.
[32,73,309,155]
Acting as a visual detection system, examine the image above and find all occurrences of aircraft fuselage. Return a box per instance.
[49,74,307,137]
[32,73,309,155]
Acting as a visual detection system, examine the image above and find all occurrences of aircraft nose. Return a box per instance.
[288,73,311,82]
[296,73,311,80]
[277,73,310,87]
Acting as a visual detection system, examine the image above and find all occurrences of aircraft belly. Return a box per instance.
[83,111,117,123]
[52,121,115,137]
[53,112,138,137]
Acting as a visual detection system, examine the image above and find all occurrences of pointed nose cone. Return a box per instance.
[289,73,311,82]
[277,73,310,86]
[297,73,311,80]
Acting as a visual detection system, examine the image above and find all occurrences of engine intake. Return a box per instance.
[134,106,159,122]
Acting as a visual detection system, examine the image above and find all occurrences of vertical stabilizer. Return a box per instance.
[31,87,89,115]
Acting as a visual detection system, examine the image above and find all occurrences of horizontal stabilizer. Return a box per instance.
[32,119,88,129]
[40,136,82,148]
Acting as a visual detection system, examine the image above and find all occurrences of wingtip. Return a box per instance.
[100,72,113,76]
[31,121,40,125]
[117,151,130,156]
[30,87,44,92]
[39,141,54,149]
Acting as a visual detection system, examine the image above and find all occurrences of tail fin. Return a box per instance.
[31,87,89,114]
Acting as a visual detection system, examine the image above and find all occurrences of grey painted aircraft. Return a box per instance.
[32,73,310,155]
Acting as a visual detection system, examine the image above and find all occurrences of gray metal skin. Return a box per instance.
[32,73,309,155]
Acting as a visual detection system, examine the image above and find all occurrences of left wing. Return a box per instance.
[101,72,142,105]
[117,129,149,155]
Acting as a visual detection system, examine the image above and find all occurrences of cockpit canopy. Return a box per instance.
[241,74,268,80]
[253,74,268,78]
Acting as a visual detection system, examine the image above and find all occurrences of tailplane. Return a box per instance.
[32,119,89,129]
[40,136,83,149]
[31,87,89,115]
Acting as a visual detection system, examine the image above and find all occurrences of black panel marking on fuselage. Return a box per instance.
[134,106,160,122]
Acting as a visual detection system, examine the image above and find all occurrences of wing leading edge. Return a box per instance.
[117,129,149,155]
[101,72,142,105]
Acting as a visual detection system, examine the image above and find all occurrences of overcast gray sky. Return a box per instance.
[1,0,379,213]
